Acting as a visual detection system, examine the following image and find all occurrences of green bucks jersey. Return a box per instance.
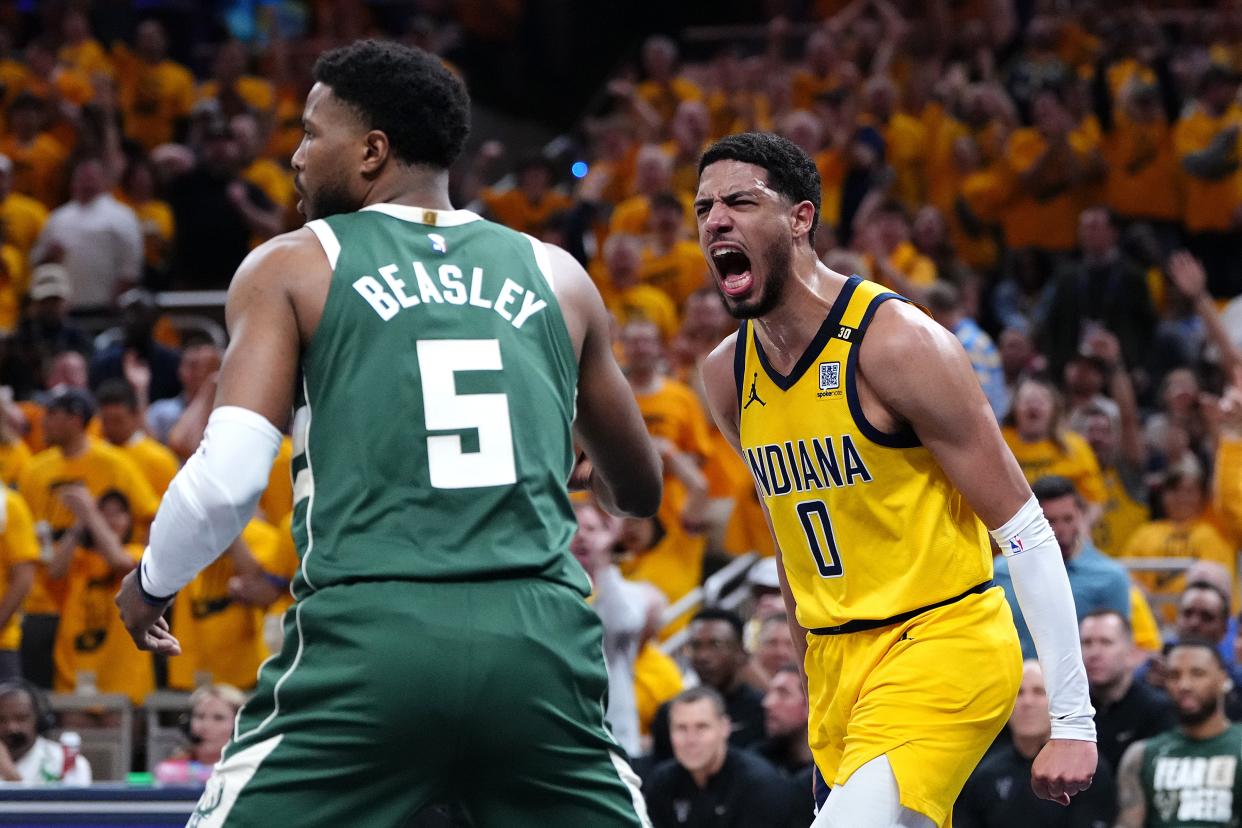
[288,204,584,599]
[1140,723,1242,827]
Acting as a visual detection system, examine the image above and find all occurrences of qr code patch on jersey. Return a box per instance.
[819,362,840,391]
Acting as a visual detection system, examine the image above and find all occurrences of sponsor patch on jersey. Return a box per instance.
[819,362,840,391]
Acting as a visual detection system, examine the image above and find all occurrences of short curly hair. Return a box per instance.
[313,40,470,169]
[698,132,821,244]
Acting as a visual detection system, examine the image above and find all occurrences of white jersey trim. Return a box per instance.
[523,233,555,290]
[359,203,483,226]
[304,219,341,270]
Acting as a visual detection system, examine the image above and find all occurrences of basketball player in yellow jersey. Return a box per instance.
[694,133,1097,828]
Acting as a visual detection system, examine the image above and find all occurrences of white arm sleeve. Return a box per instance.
[990,495,1097,742]
[139,406,282,598]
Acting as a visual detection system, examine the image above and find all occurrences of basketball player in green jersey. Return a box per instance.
[116,40,662,827]
[1115,640,1242,827]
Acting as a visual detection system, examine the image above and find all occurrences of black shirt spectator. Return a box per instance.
[166,119,279,290]
[1038,207,1156,379]
[643,687,799,828]
[1081,610,1177,772]
[88,289,181,402]
[650,609,766,762]
[955,740,1116,828]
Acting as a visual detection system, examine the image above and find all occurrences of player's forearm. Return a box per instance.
[991,496,1096,741]
[140,407,281,598]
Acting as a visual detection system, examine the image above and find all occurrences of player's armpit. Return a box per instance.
[1113,740,1147,828]
[215,229,325,431]
[858,301,1032,530]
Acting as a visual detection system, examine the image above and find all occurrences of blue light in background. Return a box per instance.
[571,161,589,179]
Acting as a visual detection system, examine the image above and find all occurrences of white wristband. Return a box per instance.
[990,495,1097,742]
[141,406,282,596]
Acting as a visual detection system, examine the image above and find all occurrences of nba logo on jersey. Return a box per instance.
[1009,538,1024,555]
[428,233,447,254]
[819,362,840,391]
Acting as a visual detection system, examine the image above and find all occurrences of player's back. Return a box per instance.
[289,204,582,598]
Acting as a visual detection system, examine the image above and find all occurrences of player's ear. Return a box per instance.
[361,129,389,176]
[790,200,816,244]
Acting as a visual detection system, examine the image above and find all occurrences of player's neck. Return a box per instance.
[751,259,849,374]
[363,169,454,213]
[1182,710,1230,741]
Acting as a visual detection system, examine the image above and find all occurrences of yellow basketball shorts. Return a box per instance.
[805,586,1022,827]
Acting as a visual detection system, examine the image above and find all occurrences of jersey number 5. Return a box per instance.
[796,499,844,578]
[416,339,517,490]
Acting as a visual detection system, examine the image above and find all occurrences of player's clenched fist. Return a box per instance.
[1031,738,1097,805]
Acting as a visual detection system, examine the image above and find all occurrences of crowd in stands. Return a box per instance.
[0,0,1235,825]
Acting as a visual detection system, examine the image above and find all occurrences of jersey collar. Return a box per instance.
[360,203,483,227]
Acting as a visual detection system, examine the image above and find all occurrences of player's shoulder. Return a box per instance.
[863,296,956,367]
[228,227,326,297]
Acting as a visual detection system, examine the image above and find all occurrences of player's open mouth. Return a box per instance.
[712,244,753,296]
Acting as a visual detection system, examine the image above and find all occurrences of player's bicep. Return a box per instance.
[864,305,1031,529]
[214,239,310,430]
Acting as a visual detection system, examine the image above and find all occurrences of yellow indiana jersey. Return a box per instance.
[736,275,992,630]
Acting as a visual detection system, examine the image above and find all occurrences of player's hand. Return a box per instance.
[115,569,181,655]
[1031,738,1097,806]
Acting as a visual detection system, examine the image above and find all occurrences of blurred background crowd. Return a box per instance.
[0,0,1238,825]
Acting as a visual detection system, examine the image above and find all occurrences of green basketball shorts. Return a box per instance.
[184,578,651,827]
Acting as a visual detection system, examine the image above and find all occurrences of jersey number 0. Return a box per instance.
[796,499,844,578]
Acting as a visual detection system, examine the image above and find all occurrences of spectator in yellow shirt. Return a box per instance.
[0,488,37,681]
[1174,64,1242,298]
[1122,467,1238,625]
[166,518,281,692]
[0,154,47,287]
[1002,85,1103,253]
[479,156,572,238]
[232,112,294,215]
[792,28,847,110]
[636,35,702,126]
[116,20,195,150]
[94,380,180,499]
[861,75,927,209]
[16,387,158,687]
[639,192,708,310]
[664,100,711,195]
[609,144,689,237]
[1104,81,1180,228]
[48,489,151,704]
[117,155,175,282]
[57,10,112,80]
[0,94,68,209]
[197,39,275,119]
[598,233,679,342]
[858,199,938,301]
[1003,377,1108,512]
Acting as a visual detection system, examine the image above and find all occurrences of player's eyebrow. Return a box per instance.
[693,188,763,212]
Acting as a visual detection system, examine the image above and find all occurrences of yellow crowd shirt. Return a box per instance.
[1122,517,1237,623]
[53,542,152,704]
[1092,466,1150,556]
[17,439,159,615]
[0,489,40,651]
[167,519,280,691]
[737,276,993,629]
[1002,427,1108,504]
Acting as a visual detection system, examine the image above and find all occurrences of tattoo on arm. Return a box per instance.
[1114,741,1147,828]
